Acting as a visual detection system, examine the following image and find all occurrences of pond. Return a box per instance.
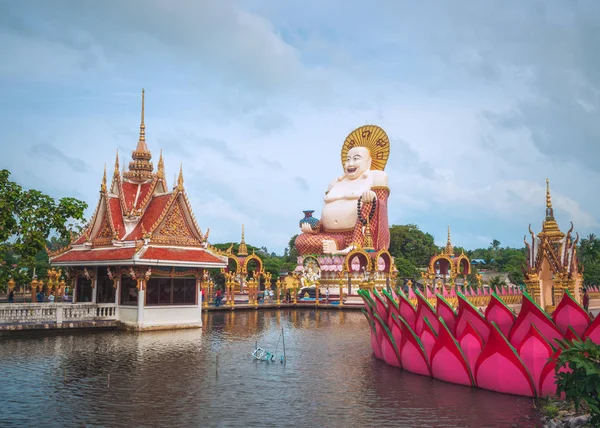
[0,309,539,427]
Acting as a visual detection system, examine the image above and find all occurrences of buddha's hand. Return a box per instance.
[361,190,377,204]
[301,223,317,234]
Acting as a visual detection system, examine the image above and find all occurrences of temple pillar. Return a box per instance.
[91,268,98,303]
[72,278,78,303]
[137,278,145,326]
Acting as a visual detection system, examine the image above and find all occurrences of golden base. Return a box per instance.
[544,305,556,314]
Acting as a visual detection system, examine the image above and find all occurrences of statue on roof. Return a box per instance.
[294,125,391,255]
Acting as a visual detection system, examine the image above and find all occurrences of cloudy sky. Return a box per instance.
[1,0,599,254]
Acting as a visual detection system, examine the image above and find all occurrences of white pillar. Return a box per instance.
[72,279,78,303]
[137,281,145,327]
[92,267,98,303]
[115,278,121,319]
[198,278,203,327]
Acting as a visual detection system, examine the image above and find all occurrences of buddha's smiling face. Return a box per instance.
[345,147,372,179]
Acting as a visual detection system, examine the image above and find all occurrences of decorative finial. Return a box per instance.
[101,163,107,192]
[114,149,120,177]
[444,225,454,256]
[177,164,184,190]
[140,88,145,143]
[545,178,554,219]
[238,224,248,256]
[157,149,165,178]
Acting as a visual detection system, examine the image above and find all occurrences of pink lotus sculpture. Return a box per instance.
[360,288,599,397]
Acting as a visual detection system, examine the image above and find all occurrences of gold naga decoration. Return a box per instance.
[341,125,390,171]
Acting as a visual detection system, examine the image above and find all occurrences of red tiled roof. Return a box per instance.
[121,181,138,212]
[125,194,171,240]
[136,181,154,210]
[141,247,225,264]
[108,197,125,239]
[51,247,137,263]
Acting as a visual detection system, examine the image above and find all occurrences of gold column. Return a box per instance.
[524,273,541,306]
[30,278,39,302]
[208,279,214,306]
[315,280,320,306]
[275,279,281,304]
[202,278,209,309]
[264,272,272,304]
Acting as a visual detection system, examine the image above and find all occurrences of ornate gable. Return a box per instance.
[151,195,202,246]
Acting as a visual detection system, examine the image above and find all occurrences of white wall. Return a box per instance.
[141,306,202,327]
[118,306,138,324]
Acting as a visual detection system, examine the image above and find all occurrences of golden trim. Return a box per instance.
[341,125,390,171]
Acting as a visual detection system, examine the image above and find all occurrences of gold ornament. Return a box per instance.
[341,125,390,171]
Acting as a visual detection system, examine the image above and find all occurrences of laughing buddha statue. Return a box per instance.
[294,125,391,255]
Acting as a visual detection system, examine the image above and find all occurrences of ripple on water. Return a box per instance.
[0,310,539,427]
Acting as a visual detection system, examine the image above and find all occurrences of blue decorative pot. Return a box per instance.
[299,210,320,230]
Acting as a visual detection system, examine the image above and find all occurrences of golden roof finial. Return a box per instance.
[113,149,120,177]
[177,163,184,190]
[237,224,248,256]
[139,88,145,144]
[101,163,107,192]
[124,89,153,181]
[444,225,454,256]
[539,178,564,241]
[157,149,165,179]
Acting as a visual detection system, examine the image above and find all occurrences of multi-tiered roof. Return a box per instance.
[49,90,227,268]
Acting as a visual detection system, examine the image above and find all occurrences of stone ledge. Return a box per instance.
[0,320,118,332]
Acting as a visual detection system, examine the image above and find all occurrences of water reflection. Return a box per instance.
[0,310,539,427]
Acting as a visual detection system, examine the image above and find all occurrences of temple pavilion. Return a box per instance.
[48,90,228,330]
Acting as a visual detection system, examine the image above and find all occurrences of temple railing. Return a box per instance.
[408,293,523,309]
[0,303,117,325]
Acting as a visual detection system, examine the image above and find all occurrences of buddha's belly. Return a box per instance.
[321,199,358,230]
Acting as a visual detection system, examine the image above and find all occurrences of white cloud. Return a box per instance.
[1,0,600,253]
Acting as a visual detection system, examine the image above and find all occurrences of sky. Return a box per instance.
[1,0,600,255]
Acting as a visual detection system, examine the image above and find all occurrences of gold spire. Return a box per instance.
[237,224,248,256]
[101,163,107,192]
[124,89,154,181]
[444,225,454,256]
[113,149,120,177]
[177,163,184,190]
[539,178,564,241]
[157,149,165,179]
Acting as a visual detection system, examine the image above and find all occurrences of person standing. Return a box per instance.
[583,288,590,313]
[8,289,15,303]
[215,289,222,307]
[325,287,330,304]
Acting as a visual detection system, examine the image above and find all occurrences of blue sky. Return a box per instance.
[1,0,599,254]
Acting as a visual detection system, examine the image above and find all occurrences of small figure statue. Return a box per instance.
[301,264,321,289]
[295,126,391,255]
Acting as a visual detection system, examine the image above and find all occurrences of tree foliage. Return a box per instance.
[0,170,87,290]
[555,338,600,425]
[389,224,437,267]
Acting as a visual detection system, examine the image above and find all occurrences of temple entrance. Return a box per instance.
[96,267,116,304]
[76,277,93,302]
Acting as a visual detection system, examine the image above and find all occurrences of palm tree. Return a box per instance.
[488,275,504,293]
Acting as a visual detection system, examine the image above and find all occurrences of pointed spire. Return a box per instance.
[545,178,554,219]
[101,163,107,192]
[124,89,154,181]
[444,225,454,256]
[540,178,564,241]
[177,163,184,190]
[237,224,248,256]
[113,149,120,177]
[157,149,165,179]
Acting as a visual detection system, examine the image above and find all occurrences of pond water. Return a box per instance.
[0,309,540,427]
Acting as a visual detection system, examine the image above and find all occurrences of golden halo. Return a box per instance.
[341,125,390,171]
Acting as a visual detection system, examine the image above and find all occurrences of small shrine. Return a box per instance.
[220,225,266,306]
[292,125,397,298]
[48,90,228,330]
[523,179,582,312]
[422,226,471,289]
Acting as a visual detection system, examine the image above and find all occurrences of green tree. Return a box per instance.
[0,170,87,289]
[0,170,87,263]
[394,257,419,279]
[488,275,504,293]
[388,224,437,267]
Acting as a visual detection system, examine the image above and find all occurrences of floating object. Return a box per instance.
[252,347,275,362]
